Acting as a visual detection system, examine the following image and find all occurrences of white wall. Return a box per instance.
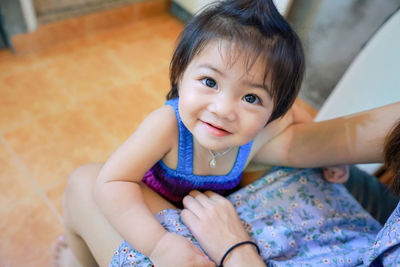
[315,10,400,174]
[173,0,292,16]
[315,10,400,122]
[274,0,292,16]
[173,0,214,14]
[19,0,37,32]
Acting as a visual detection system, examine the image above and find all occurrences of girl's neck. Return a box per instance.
[192,138,238,175]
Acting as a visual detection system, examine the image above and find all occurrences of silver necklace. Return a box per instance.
[208,147,233,168]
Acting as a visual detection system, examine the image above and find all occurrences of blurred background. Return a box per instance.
[2,0,398,107]
[0,0,399,266]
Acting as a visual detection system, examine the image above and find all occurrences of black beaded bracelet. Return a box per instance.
[218,241,260,267]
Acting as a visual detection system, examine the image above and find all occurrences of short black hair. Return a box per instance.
[168,0,305,123]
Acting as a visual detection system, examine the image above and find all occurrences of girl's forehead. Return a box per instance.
[196,40,246,62]
[189,40,268,80]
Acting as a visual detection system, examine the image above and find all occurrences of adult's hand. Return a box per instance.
[181,191,265,266]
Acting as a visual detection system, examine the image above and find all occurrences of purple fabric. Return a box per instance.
[142,163,244,202]
[142,167,182,202]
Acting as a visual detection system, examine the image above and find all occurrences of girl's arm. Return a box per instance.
[253,102,400,167]
[94,106,175,254]
[94,106,213,265]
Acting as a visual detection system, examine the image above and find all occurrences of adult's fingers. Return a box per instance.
[189,190,212,205]
[188,190,202,197]
[204,190,224,201]
[181,208,199,228]
[204,191,234,210]
[182,194,205,215]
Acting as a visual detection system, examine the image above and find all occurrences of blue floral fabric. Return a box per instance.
[364,202,400,266]
[110,167,386,267]
[109,209,204,267]
[228,167,381,266]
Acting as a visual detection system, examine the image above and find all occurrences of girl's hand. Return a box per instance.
[149,232,214,267]
[181,190,252,263]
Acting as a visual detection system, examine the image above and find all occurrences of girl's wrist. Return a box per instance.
[148,231,170,259]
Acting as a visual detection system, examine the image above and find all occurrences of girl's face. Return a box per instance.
[178,40,273,152]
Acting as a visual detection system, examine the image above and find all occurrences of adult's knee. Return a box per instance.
[62,163,103,226]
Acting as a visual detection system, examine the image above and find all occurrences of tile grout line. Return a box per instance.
[104,42,171,81]
[0,135,64,224]
[84,57,171,148]
[0,77,144,137]
[0,68,131,137]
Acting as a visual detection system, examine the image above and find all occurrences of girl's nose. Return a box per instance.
[208,94,237,122]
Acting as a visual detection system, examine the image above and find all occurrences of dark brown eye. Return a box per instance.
[243,94,260,104]
[202,78,217,88]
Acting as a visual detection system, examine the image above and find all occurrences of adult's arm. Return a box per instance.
[254,101,400,167]
[182,103,400,267]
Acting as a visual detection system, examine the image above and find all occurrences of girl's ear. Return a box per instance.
[176,75,183,92]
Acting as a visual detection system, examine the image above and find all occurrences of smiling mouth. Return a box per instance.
[208,123,229,132]
[201,121,232,137]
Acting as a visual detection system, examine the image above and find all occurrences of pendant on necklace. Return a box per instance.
[208,147,232,169]
[209,157,217,168]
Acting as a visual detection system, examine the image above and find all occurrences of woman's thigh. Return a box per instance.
[62,162,176,267]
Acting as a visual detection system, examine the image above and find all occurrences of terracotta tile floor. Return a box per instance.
[0,13,184,266]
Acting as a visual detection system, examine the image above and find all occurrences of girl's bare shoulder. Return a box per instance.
[140,105,178,134]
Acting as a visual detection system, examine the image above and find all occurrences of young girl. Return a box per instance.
[60,0,346,266]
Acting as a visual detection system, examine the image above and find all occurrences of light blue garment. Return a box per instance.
[110,167,384,266]
[110,209,203,267]
[364,201,400,266]
[228,167,381,266]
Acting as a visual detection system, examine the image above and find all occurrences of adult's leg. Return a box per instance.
[62,163,176,267]
[344,165,399,224]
